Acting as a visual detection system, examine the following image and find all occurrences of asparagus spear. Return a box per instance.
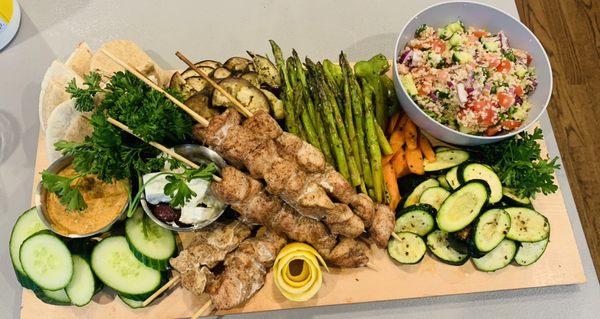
[344,56,373,191]
[317,63,362,187]
[292,50,319,135]
[305,58,335,165]
[270,40,299,136]
[316,75,350,180]
[375,121,393,155]
[340,52,363,178]
[362,79,384,203]
[294,82,321,149]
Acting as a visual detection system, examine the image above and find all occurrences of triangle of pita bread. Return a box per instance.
[38,60,83,131]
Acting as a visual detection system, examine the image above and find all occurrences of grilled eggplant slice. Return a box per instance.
[194,60,222,69]
[181,66,214,80]
[213,67,232,80]
[169,72,193,100]
[247,51,280,88]
[185,76,210,93]
[261,89,285,120]
[185,93,218,119]
[224,57,253,73]
[212,78,270,114]
[239,72,260,87]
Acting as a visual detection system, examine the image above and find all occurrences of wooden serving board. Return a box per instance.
[21,124,586,318]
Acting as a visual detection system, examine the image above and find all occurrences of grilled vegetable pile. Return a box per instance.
[9,207,176,307]
[169,54,284,120]
[388,143,552,271]
[269,41,399,203]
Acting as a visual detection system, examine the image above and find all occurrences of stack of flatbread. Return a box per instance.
[40,40,175,161]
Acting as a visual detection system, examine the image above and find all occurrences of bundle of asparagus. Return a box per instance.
[269,41,398,203]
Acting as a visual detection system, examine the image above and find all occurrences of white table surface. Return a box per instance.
[0,0,598,318]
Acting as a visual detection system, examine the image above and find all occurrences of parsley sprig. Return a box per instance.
[66,72,103,112]
[41,171,87,211]
[477,128,560,198]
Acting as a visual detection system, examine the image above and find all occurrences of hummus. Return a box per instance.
[45,165,129,236]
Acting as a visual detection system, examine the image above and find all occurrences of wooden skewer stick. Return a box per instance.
[142,274,181,307]
[391,232,402,241]
[191,300,214,319]
[366,262,378,271]
[99,49,210,127]
[175,51,254,118]
[105,117,222,182]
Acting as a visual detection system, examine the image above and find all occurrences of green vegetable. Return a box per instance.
[163,163,217,207]
[354,54,390,127]
[340,52,363,178]
[66,72,102,112]
[41,171,87,211]
[374,122,393,155]
[362,80,383,202]
[477,128,560,198]
[270,40,299,136]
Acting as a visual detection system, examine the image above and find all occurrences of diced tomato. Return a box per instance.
[485,125,502,136]
[501,120,522,130]
[468,100,490,112]
[496,60,511,73]
[497,92,515,109]
[473,30,489,38]
[526,54,532,66]
[479,107,496,126]
[514,85,524,97]
[431,39,446,54]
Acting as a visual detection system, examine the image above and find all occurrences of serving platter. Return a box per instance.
[21,113,585,318]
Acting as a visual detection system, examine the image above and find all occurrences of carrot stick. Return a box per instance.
[396,114,409,133]
[418,134,436,162]
[389,130,405,153]
[391,148,407,177]
[406,148,425,175]
[383,164,401,210]
[404,119,418,150]
[382,154,393,166]
[387,113,400,136]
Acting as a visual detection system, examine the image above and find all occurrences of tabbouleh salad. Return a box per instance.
[397,20,537,136]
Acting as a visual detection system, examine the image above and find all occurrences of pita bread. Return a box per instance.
[65,42,93,78]
[89,40,165,83]
[39,60,84,131]
[45,99,93,162]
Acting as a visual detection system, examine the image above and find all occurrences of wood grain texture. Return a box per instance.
[516,0,600,277]
[21,127,585,319]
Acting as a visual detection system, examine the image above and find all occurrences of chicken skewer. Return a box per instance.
[211,166,371,266]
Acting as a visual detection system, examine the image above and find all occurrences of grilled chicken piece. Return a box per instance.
[170,221,251,270]
[241,110,282,141]
[324,237,370,268]
[210,167,337,256]
[207,229,286,310]
[369,204,396,248]
[324,204,366,238]
[193,108,241,150]
[180,266,213,296]
[350,194,375,228]
[276,132,326,173]
[245,140,281,179]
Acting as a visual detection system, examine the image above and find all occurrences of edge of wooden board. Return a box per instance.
[21,126,586,319]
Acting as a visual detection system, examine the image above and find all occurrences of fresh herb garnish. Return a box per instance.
[41,171,87,211]
[66,72,103,112]
[504,51,516,62]
[415,24,427,37]
[477,128,560,198]
[163,163,218,207]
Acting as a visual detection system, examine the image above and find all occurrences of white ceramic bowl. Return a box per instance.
[393,1,552,146]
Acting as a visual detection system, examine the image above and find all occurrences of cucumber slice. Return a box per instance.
[426,230,469,265]
[514,238,549,266]
[502,187,532,207]
[419,187,450,210]
[387,232,427,264]
[119,295,146,309]
[424,150,469,172]
[437,175,451,190]
[472,209,511,253]
[9,207,48,289]
[125,208,176,270]
[66,255,99,307]
[91,236,163,301]
[20,231,73,291]
[436,181,489,232]
[459,163,502,204]
[36,288,71,306]
[394,204,436,236]
[505,207,550,242]
[403,178,440,208]
[472,239,517,272]
[445,166,460,190]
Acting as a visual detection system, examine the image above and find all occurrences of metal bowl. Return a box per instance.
[35,155,129,238]
[140,144,228,232]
